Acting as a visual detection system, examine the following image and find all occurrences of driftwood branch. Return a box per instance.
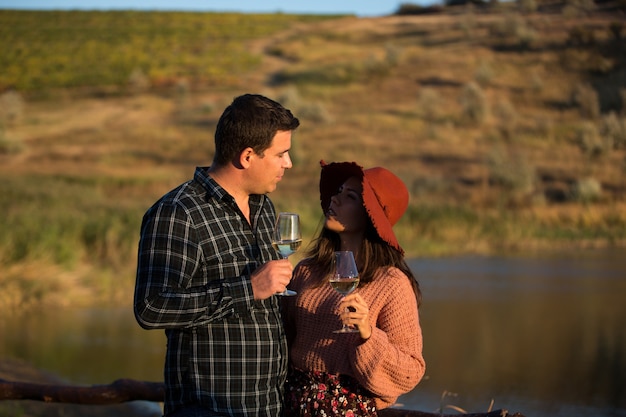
[0,378,525,417]
[379,409,523,417]
[0,378,164,404]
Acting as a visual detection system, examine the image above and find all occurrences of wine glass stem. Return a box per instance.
[341,301,351,331]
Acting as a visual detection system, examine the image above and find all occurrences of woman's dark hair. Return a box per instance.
[212,94,300,167]
[304,218,422,307]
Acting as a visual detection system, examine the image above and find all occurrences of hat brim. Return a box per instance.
[361,173,404,253]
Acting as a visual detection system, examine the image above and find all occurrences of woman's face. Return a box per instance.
[324,176,368,235]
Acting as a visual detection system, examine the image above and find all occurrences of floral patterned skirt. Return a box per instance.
[284,367,378,417]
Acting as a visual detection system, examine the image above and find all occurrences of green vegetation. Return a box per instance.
[0,6,625,312]
[0,10,338,92]
[0,175,143,266]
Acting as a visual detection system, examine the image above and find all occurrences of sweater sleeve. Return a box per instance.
[349,268,425,406]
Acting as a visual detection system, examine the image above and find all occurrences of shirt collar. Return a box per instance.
[194,166,266,206]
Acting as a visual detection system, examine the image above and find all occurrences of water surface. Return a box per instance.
[1,249,624,417]
[404,249,626,417]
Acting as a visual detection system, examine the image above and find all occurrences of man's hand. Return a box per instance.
[250,259,293,300]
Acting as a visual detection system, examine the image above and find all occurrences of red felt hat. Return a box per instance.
[319,160,409,254]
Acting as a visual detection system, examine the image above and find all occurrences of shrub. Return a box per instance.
[570,177,602,202]
[489,13,537,49]
[567,26,596,46]
[275,86,302,110]
[493,97,519,139]
[0,125,25,155]
[416,87,441,122]
[576,121,612,158]
[127,67,150,94]
[459,82,489,124]
[599,112,626,149]
[517,26,538,49]
[529,70,543,93]
[517,0,538,13]
[276,86,332,125]
[474,60,494,87]
[297,101,332,124]
[384,43,401,67]
[488,145,536,197]
[0,90,24,125]
[562,0,596,17]
[570,83,600,120]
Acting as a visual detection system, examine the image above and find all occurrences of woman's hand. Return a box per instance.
[339,293,372,340]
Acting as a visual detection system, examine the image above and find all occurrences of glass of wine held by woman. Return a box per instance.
[329,250,360,333]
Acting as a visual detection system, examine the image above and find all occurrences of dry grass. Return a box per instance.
[1,6,625,310]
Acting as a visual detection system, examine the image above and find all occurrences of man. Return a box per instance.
[134,94,300,416]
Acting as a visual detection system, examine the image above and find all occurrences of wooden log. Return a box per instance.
[0,378,164,404]
[378,409,523,417]
[0,378,525,417]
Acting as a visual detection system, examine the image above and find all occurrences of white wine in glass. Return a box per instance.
[272,212,301,296]
[272,240,302,258]
[330,251,360,333]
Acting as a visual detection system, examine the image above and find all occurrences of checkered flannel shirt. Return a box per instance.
[134,167,287,416]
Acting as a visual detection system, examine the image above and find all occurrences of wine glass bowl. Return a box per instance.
[272,212,301,296]
[329,251,360,333]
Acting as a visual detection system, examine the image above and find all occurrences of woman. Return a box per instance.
[282,160,425,416]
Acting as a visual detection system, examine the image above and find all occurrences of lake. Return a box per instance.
[1,249,625,417]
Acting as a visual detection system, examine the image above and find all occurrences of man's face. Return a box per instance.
[249,130,293,195]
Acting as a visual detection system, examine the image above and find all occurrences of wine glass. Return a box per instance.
[329,251,360,333]
[272,212,301,296]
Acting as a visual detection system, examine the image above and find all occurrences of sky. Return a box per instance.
[0,0,424,17]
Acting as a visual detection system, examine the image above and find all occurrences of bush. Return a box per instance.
[493,97,519,139]
[416,87,442,122]
[570,177,602,202]
[575,122,602,157]
[489,13,537,49]
[459,82,489,124]
[127,67,150,94]
[276,87,332,124]
[488,145,536,198]
[0,125,25,155]
[576,121,614,158]
[474,60,494,87]
[599,112,626,149]
[562,0,596,17]
[0,90,24,125]
[517,0,538,13]
[571,83,600,119]
[529,70,544,93]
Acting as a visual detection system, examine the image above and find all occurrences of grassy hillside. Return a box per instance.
[0,10,336,92]
[0,5,625,311]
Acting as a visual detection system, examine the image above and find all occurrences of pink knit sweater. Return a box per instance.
[282,260,425,409]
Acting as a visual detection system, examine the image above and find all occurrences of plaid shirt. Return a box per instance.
[134,167,287,417]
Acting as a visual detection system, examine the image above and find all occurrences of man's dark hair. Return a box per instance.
[213,94,300,166]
